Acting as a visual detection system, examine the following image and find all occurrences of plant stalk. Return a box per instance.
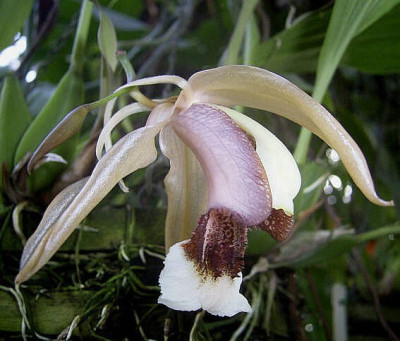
[70,0,94,74]
[222,0,259,65]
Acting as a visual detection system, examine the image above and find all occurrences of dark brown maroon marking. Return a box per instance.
[243,130,257,149]
[183,208,247,279]
[257,208,294,241]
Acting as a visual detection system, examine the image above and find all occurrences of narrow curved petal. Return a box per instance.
[103,97,117,127]
[97,101,149,193]
[96,102,148,160]
[146,102,175,126]
[16,123,165,283]
[159,125,207,250]
[158,241,251,317]
[171,103,271,226]
[218,105,301,215]
[16,177,89,283]
[99,102,173,193]
[118,75,189,92]
[178,65,392,206]
[99,101,174,159]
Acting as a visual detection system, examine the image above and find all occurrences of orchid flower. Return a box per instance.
[16,65,393,318]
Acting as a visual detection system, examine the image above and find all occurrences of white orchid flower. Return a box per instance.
[16,65,393,318]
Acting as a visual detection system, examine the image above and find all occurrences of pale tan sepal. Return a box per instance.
[179,65,393,207]
[16,123,165,284]
[159,125,207,250]
[16,177,89,283]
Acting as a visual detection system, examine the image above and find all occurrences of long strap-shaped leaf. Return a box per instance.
[181,65,393,206]
[16,122,165,283]
[314,0,399,102]
[295,0,399,164]
[0,0,34,51]
[0,75,31,186]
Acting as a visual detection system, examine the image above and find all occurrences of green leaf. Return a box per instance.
[355,0,400,35]
[14,70,84,166]
[253,9,330,74]
[70,0,94,74]
[294,0,399,164]
[13,1,93,190]
[221,0,258,65]
[0,0,34,52]
[253,2,400,76]
[94,7,148,31]
[98,9,118,72]
[294,162,328,215]
[343,4,400,74]
[314,0,400,101]
[0,290,91,335]
[271,223,400,268]
[0,75,31,188]
[243,13,261,65]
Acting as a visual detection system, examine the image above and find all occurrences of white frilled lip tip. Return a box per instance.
[158,241,252,317]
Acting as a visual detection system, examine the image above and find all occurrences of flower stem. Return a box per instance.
[88,88,131,109]
[293,86,325,165]
[117,51,136,83]
[243,14,259,66]
[222,0,259,65]
[189,310,205,341]
[293,127,312,165]
[88,84,157,110]
[70,0,94,74]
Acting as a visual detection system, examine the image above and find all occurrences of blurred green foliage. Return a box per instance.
[0,0,399,340]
